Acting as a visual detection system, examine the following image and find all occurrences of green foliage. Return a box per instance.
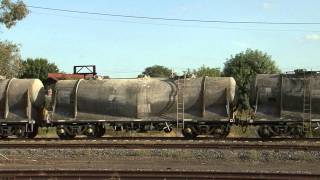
[0,0,28,28]
[141,65,172,78]
[223,49,280,109]
[0,0,28,77]
[223,49,280,90]
[193,65,221,77]
[20,58,59,83]
[0,41,22,78]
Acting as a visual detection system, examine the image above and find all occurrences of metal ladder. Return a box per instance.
[302,73,312,133]
[176,75,186,129]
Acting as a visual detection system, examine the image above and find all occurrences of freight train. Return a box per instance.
[249,71,320,138]
[0,70,319,139]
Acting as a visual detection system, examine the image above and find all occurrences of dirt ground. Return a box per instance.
[0,148,319,173]
[1,159,319,173]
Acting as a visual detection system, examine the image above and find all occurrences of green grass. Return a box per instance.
[228,126,258,138]
[37,127,57,138]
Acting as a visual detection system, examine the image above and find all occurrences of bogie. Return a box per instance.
[182,127,198,139]
[0,124,38,139]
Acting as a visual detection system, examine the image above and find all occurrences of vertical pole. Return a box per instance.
[280,75,283,118]
[176,79,179,130]
[309,75,313,133]
[201,76,207,117]
[93,65,96,76]
[182,75,185,129]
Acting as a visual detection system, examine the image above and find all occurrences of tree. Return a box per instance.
[0,41,23,78]
[141,65,173,78]
[0,0,28,77]
[20,58,59,83]
[223,49,280,89]
[193,65,221,77]
[223,49,280,109]
[0,0,28,28]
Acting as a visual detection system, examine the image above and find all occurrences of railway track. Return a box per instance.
[0,169,318,179]
[0,141,319,150]
[2,136,320,142]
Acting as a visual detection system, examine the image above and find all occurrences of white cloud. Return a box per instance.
[174,3,205,14]
[262,2,272,10]
[305,34,320,41]
[232,41,249,48]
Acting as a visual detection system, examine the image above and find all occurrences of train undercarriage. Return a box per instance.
[0,119,319,139]
[235,118,320,138]
[0,121,38,139]
[50,119,232,139]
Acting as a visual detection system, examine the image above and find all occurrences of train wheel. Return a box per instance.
[57,133,75,140]
[95,125,106,138]
[290,126,305,138]
[182,127,198,139]
[222,125,231,137]
[164,127,172,133]
[56,127,76,139]
[27,125,39,139]
[211,125,230,138]
[163,123,173,133]
[257,126,272,138]
[57,133,68,139]
[67,134,76,139]
[0,126,9,138]
[15,126,27,138]
[86,125,97,138]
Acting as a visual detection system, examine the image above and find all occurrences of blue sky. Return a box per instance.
[1,0,320,77]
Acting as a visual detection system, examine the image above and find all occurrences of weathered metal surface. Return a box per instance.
[52,77,236,122]
[251,73,320,121]
[0,79,44,122]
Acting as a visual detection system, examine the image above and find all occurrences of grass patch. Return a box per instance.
[228,125,257,138]
[37,127,57,138]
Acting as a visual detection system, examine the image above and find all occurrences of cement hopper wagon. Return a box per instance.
[0,79,45,138]
[50,77,236,139]
[250,71,320,138]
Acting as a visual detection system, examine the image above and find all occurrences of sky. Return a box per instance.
[1,0,320,77]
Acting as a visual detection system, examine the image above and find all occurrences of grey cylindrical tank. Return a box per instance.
[52,77,236,122]
[0,79,45,122]
[250,73,320,121]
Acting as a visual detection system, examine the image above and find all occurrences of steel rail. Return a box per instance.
[2,136,320,142]
[0,142,319,150]
[0,169,318,179]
